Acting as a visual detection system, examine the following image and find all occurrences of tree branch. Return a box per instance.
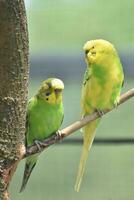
[25,88,134,158]
[0,1,29,199]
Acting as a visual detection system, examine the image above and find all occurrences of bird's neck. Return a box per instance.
[91,63,108,78]
[36,95,62,107]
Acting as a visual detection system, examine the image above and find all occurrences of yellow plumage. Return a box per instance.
[75,39,124,191]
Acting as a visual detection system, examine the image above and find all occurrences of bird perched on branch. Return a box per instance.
[20,78,64,192]
[75,39,124,192]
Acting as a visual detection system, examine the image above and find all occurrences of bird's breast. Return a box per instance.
[82,74,121,114]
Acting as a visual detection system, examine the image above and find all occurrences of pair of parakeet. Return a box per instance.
[20,39,124,192]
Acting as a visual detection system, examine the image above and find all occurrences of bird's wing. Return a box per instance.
[83,67,92,86]
[60,114,64,126]
[122,78,124,88]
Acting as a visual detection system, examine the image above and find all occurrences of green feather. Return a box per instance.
[20,78,64,192]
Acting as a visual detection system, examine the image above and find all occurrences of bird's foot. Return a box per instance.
[114,101,119,109]
[34,140,44,151]
[56,130,64,139]
[95,109,104,117]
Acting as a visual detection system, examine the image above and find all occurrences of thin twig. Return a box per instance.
[25,88,134,158]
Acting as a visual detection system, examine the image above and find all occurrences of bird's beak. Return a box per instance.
[55,88,62,97]
[85,51,92,59]
[54,89,63,104]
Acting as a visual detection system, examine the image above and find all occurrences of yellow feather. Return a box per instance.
[75,39,124,191]
[75,120,99,192]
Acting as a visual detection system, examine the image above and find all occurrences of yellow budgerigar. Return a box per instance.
[75,39,124,191]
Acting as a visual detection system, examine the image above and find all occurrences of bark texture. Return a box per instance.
[0,0,29,199]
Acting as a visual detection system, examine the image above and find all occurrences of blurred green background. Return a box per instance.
[10,0,134,199]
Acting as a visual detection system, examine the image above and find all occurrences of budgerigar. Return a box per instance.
[20,78,64,192]
[75,39,124,192]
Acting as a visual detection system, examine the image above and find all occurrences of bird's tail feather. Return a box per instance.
[75,120,99,192]
[20,160,36,193]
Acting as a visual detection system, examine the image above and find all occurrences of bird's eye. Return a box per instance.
[46,92,51,96]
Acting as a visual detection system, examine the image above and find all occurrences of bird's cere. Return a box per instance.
[51,78,64,89]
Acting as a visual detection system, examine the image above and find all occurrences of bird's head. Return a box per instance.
[37,78,64,104]
[83,39,117,66]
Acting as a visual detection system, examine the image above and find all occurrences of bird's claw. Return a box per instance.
[114,101,119,109]
[56,130,64,139]
[95,109,104,117]
[34,140,44,151]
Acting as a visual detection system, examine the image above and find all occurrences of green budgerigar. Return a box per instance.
[75,39,124,191]
[20,78,64,192]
